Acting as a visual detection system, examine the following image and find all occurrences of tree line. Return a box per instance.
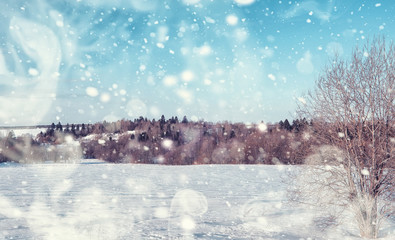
[0,37,393,239]
[0,116,315,164]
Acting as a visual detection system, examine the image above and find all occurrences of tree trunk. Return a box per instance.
[355,195,378,239]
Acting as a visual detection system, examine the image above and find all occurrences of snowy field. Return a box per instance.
[0,128,46,138]
[0,163,393,240]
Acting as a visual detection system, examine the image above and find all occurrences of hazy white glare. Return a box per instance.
[234,0,255,6]
[226,15,239,25]
[126,98,148,118]
[86,87,99,97]
[326,42,344,57]
[0,17,60,125]
[297,51,314,74]
[182,0,201,5]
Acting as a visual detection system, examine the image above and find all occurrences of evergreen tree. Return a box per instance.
[279,120,284,129]
[56,122,63,131]
[283,119,292,131]
[182,116,188,124]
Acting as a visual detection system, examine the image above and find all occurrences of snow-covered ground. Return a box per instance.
[0,163,393,239]
[0,128,46,138]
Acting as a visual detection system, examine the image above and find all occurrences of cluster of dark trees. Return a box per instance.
[0,116,314,164]
[0,116,317,165]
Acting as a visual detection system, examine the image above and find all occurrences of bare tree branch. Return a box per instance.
[293,37,394,239]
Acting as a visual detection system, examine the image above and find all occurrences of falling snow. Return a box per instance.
[0,1,393,124]
[86,87,99,97]
[1,163,391,239]
[0,1,393,239]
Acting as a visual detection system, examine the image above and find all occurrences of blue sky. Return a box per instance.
[0,0,393,125]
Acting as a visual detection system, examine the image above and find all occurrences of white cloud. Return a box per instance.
[182,0,200,5]
[326,42,344,57]
[176,89,193,104]
[194,45,212,56]
[234,28,249,42]
[103,114,120,122]
[150,106,160,118]
[260,47,274,58]
[297,51,314,74]
[0,17,60,125]
[234,0,255,6]
[0,50,6,74]
[342,29,357,38]
[282,1,331,22]
[82,0,159,12]
[157,26,169,43]
[126,98,147,118]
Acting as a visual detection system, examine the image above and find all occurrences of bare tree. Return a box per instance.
[294,37,394,238]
